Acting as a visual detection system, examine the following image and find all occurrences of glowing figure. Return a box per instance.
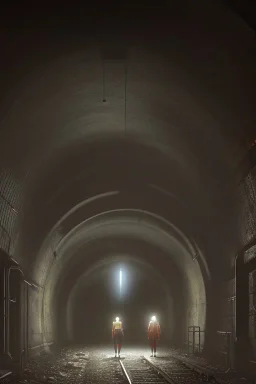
[112,316,124,357]
[148,315,161,357]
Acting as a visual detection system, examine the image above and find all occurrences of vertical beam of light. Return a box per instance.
[120,269,122,296]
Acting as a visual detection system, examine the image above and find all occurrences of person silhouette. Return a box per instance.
[112,316,124,357]
[147,315,161,357]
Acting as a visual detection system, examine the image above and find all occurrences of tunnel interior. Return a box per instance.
[39,212,207,351]
[0,0,256,379]
[69,258,171,345]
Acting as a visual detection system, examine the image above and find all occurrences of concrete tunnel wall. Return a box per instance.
[0,0,255,359]
[38,211,207,349]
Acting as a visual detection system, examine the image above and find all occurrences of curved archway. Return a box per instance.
[66,255,175,344]
[1,0,254,365]
[39,209,208,351]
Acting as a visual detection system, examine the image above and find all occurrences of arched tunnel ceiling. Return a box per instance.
[0,0,255,280]
[20,140,230,259]
[56,245,184,313]
[57,237,205,300]
[62,254,182,342]
[1,0,255,174]
[2,1,256,353]
[18,168,229,282]
[42,222,207,345]
[36,208,210,292]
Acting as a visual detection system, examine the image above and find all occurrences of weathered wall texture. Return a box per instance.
[216,163,256,363]
[239,166,256,361]
[239,166,256,249]
[27,287,43,350]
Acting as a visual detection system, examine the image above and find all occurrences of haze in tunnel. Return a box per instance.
[68,260,171,345]
[0,0,256,377]
[40,215,207,351]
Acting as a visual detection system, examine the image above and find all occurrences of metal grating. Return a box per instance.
[0,168,21,254]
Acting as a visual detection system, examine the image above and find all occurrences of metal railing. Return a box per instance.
[187,326,203,354]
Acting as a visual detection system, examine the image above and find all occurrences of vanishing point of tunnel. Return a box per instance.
[0,0,256,383]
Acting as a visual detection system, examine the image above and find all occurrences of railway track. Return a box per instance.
[119,355,208,384]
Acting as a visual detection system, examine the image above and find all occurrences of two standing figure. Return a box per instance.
[112,315,161,358]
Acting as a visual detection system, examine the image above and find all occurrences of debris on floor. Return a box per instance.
[2,346,255,384]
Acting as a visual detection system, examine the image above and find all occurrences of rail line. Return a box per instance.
[119,355,208,384]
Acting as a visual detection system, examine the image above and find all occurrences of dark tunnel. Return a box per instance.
[53,239,195,347]
[69,258,172,345]
[0,0,256,382]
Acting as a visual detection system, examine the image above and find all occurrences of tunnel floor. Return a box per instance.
[4,345,255,383]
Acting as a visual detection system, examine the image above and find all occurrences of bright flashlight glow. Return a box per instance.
[152,316,156,321]
[120,269,122,293]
